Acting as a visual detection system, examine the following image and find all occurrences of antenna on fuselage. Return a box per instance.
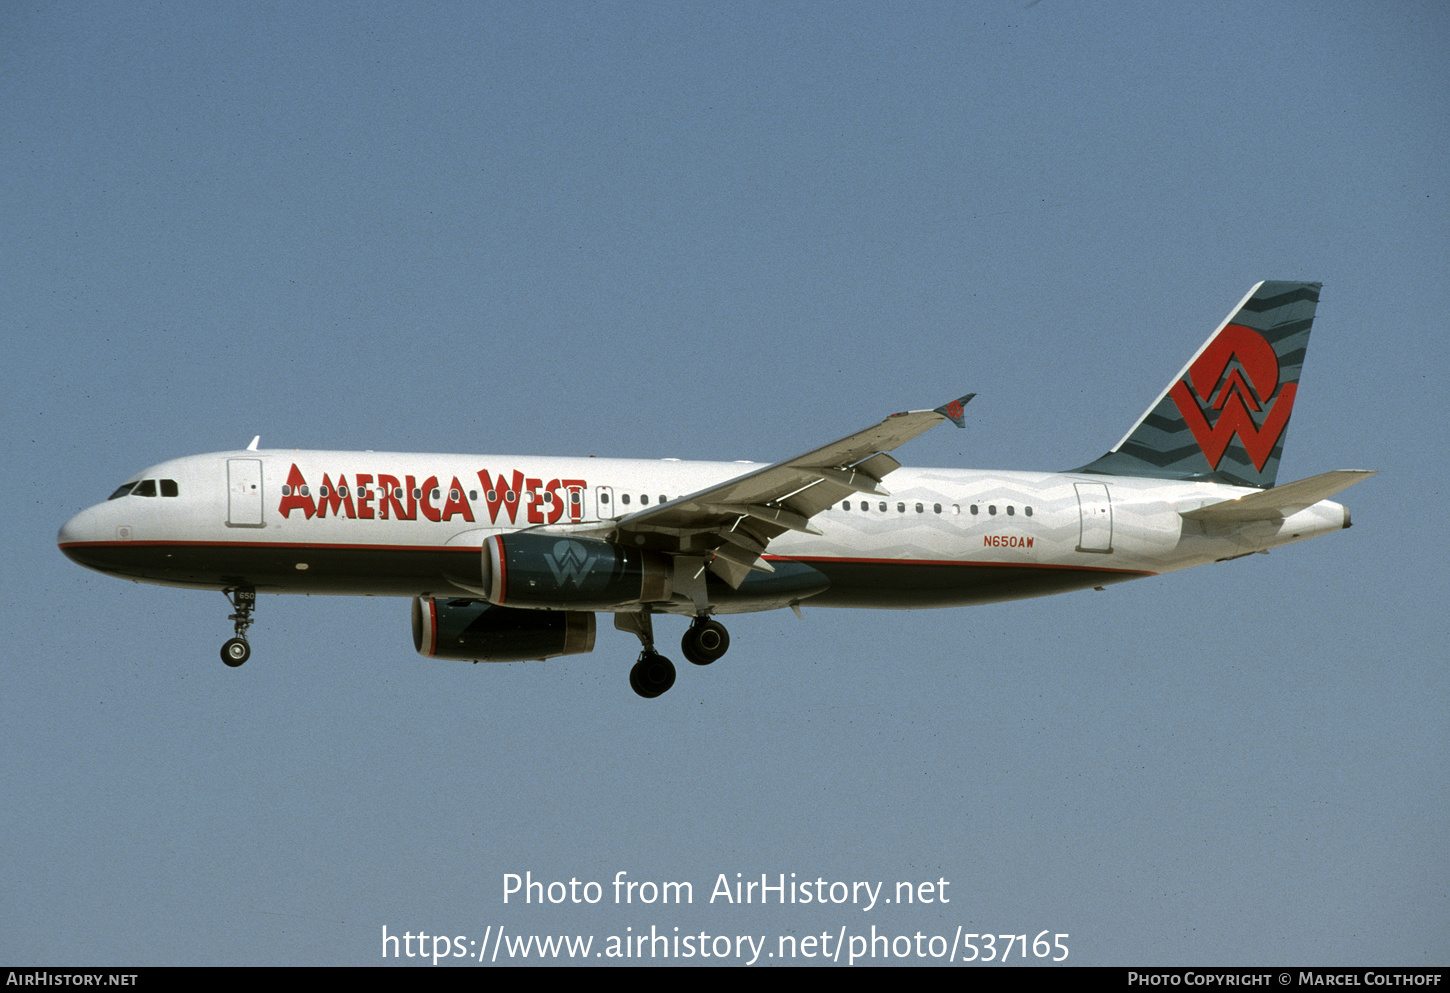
[246,436,260,451]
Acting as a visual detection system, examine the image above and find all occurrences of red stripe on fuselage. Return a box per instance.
[771,554,1155,577]
[57,541,1156,578]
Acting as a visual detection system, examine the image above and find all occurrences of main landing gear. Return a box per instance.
[220,588,255,667]
[629,651,676,699]
[618,612,732,698]
[681,617,730,666]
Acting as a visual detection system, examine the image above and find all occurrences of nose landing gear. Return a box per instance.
[220,588,255,667]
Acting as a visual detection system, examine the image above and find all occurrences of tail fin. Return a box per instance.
[1075,281,1321,488]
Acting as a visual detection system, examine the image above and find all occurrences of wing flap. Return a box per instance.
[616,393,975,578]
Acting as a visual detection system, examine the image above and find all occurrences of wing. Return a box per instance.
[613,393,975,588]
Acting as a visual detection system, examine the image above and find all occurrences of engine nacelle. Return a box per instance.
[413,597,595,662]
[483,533,671,610]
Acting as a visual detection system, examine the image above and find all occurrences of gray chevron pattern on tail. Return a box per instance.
[1074,281,1321,489]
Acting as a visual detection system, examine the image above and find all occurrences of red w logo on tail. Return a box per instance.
[1168,325,1296,472]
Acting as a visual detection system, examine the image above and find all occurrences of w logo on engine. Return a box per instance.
[1168,324,1297,473]
[545,540,599,587]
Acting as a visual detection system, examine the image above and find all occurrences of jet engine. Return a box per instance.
[482,533,671,610]
[413,597,595,662]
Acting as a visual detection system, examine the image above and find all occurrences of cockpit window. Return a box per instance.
[161,479,179,497]
[132,480,158,497]
[108,482,138,500]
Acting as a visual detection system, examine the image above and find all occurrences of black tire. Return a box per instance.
[629,653,676,698]
[681,619,729,666]
[221,638,250,667]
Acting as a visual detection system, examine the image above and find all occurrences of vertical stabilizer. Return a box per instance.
[1075,281,1320,488]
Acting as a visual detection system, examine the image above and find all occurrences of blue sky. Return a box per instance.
[3,1,1446,966]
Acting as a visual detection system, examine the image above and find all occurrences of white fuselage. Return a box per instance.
[58,448,1351,613]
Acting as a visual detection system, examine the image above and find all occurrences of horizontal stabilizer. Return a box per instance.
[1180,470,1377,523]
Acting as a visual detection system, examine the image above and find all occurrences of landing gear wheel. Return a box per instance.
[221,637,251,667]
[221,588,256,668]
[681,618,730,666]
[629,652,676,698]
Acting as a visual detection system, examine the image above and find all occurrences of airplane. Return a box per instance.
[58,282,1373,698]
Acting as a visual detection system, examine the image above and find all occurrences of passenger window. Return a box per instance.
[1007,505,1015,516]
[970,504,979,515]
[842,501,851,511]
[878,501,887,512]
[897,502,905,513]
[988,505,997,515]
[641,494,649,505]
[132,480,157,497]
[934,503,942,514]
[622,494,631,505]
[1025,506,1033,517]
[915,502,923,513]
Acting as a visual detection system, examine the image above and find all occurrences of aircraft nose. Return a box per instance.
[58,513,81,547]
[57,505,112,567]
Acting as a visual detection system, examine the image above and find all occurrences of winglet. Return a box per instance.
[935,393,975,428]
